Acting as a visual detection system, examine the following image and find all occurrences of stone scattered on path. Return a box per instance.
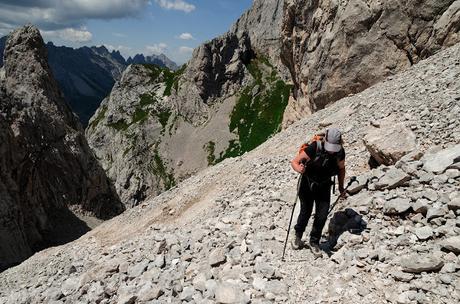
[422,144,460,174]
[374,167,411,190]
[440,236,460,255]
[414,226,433,241]
[214,282,249,304]
[383,198,412,215]
[400,254,444,273]
[209,248,227,267]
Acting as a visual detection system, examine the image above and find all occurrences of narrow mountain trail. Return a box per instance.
[1,42,460,304]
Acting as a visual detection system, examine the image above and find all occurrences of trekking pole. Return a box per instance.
[328,176,358,215]
[282,173,303,261]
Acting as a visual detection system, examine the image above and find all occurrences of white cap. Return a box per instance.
[324,128,342,152]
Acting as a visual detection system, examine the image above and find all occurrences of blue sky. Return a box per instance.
[0,0,253,64]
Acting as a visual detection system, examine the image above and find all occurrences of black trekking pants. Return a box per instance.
[294,175,331,244]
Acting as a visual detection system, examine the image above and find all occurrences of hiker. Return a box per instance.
[290,128,346,256]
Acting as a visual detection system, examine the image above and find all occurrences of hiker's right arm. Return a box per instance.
[291,151,310,174]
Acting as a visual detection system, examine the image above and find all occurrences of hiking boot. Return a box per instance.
[309,242,322,258]
[291,234,303,250]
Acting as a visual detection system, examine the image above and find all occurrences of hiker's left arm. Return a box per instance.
[338,160,346,194]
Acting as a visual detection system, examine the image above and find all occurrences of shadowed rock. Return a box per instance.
[0,25,123,271]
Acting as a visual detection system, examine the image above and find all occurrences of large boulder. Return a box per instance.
[400,254,444,273]
[363,117,417,166]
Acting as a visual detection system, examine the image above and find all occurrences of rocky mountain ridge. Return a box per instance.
[2,33,459,303]
[86,0,460,209]
[86,53,291,208]
[0,26,124,271]
[0,37,178,125]
[127,53,179,71]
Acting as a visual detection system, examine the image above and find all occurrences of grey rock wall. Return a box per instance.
[0,25,124,271]
[281,0,460,126]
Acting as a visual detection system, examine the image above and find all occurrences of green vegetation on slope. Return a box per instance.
[142,63,186,96]
[205,141,216,166]
[107,119,129,131]
[89,105,107,129]
[148,148,176,190]
[107,64,186,133]
[213,55,292,164]
[163,64,186,96]
[106,93,172,133]
[139,93,172,132]
[142,64,163,83]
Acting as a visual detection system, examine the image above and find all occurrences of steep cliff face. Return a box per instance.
[280,0,460,125]
[0,25,124,271]
[86,64,182,207]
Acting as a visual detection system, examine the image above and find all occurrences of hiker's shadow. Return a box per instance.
[320,208,368,257]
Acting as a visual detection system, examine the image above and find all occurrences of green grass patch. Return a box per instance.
[163,64,186,96]
[89,105,107,129]
[153,108,171,130]
[139,93,157,107]
[140,63,186,96]
[229,79,291,153]
[132,108,149,125]
[216,140,241,163]
[148,149,176,190]
[215,55,292,163]
[205,141,216,165]
[107,119,129,131]
[141,64,162,82]
[247,61,263,86]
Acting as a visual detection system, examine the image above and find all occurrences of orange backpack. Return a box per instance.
[297,133,325,155]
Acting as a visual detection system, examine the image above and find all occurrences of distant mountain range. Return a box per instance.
[127,53,178,70]
[0,36,178,125]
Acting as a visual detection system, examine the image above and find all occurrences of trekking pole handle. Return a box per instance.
[328,176,359,215]
[338,176,358,199]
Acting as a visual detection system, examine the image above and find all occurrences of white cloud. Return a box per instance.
[155,0,195,13]
[146,43,168,54]
[41,27,93,43]
[178,32,194,40]
[0,1,149,39]
[104,44,132,52]
[178,46,193,54]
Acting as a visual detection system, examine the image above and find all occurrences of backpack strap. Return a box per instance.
[314,139,324,161]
